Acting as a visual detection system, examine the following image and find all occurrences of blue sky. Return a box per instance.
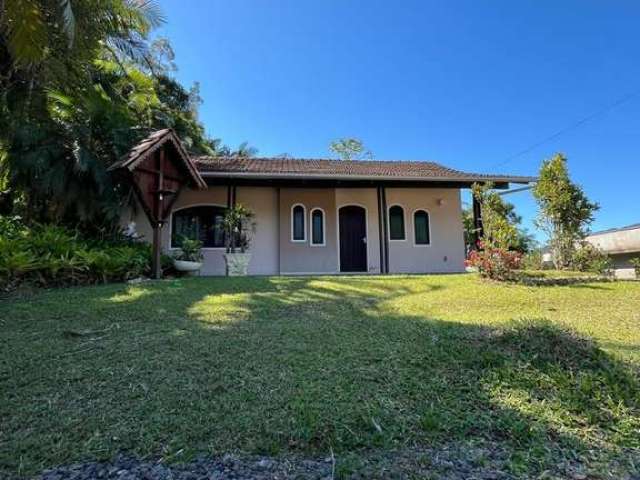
[155,0,639,240]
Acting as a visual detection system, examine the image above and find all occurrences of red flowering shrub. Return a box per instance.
[469,183,524,282]
[467,243,522,281]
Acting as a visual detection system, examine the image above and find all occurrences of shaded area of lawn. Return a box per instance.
[1,275,639,477]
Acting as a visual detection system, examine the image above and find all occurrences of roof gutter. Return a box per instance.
[198,171,537,184]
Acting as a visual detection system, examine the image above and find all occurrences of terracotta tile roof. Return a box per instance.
[194,156,536,184]
[113,130,534,186]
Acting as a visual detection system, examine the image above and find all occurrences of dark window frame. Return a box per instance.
[413,209,431,246]
[171,205,227,249]
[291,204,306,242]
[310,208,325,246]
[388,205,406,241]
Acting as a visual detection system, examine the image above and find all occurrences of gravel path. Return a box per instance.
[29,443,639,480]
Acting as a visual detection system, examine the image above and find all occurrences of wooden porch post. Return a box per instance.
[151,149,165,279]
[472,194,483,247]
[151,223,162,279]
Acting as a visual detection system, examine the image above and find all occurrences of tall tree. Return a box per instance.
[532,153,598,269]
[0,1,232,229]
[1,0,165,225]
[329,137,372,160]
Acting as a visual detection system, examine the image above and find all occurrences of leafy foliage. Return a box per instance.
[571,243,612,275]
[173,238,203,262]
[223,204,256,253]
[520,249,544,271]
[0,1,241,231]
[329,137,372,160]
[0,218,152,290]
[631,257,640,278]
[467,183,523,280]
[462,199,535,253]
[466,245,522,281]
[532,154,599,269]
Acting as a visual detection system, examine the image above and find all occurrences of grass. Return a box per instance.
[1,274,639,477]
[518,269,600,278]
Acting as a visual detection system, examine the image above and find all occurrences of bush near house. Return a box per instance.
[467,183,522,281]
[630,258,640,278]
[466,243,522,281]
[0,217,153,290]
[571,242,612,275]
[520,250,543,270]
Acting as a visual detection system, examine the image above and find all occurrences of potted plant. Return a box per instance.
[223,204,255,276]
[173,237,204,274]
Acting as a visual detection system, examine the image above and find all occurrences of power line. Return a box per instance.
[492,91,639,169]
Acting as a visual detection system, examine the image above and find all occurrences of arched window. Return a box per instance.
[414,210,431,245]
[388,205,405,240]
[291,204,306,241]
[310,208,325,246]
[171,205,226,248]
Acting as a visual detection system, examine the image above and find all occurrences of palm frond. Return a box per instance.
[233,141,258,158]
[106,35,150,66]
[124,0,165,33]
[2,0,48,64]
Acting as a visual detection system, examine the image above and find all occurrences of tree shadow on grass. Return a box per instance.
[566,283,616,290]
[1,276,639,478]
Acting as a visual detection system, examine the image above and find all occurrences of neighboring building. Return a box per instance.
[114,129,534,276]
[586,224,640,279]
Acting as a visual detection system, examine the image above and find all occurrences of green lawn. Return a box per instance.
[1,275,639,477]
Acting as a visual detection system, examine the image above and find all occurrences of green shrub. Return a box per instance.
[469,183,522,281]
[0,217,153,290]
[173,237,203,262]
[521,250,543,271]
[0,237,41,284]
[630,258,640,278]
[0,215,26,239]
[466,244,522,281]
[571,243,612,275]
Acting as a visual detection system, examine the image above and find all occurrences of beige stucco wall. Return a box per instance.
[279,188,338,274]
[121,186,278,275]
[120,185,466,276]
[385,188,466,273]
[237,187,279,275]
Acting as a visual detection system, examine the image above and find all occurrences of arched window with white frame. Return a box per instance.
[291,204,306,242]
[413,209,431,246]
[388,205,406,240]
[310,208,325,246]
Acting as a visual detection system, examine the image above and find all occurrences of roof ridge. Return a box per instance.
[191,155,460,171]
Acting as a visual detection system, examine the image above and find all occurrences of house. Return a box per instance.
[114,129,535,276]
[585,224,640,279]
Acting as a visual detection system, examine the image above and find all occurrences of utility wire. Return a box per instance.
[492,91,639,169]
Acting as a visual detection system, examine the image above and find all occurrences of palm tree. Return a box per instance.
[1,0,164,67]
[231,141,258,158]
[0,1,166,226]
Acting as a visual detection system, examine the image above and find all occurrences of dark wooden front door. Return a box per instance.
[339,206,367,272]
